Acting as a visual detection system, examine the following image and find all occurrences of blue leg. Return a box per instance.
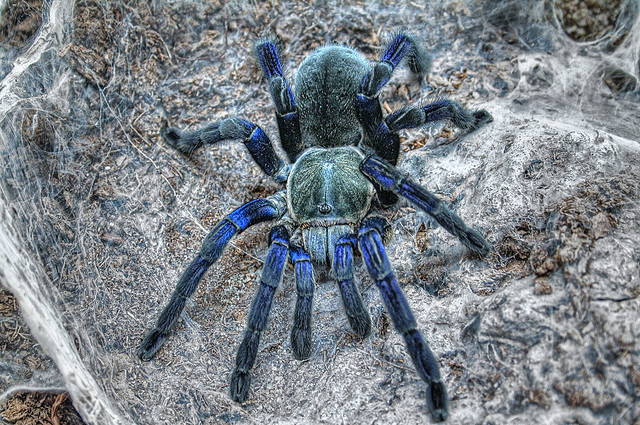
[230,225,290,402]
[138,192,287,361]
[333,234,371,338]
[385,99,493,133]
[360,154,491,256]
[359,32,429,101]
[358,217,448,422]
[356,33,430,166]
[162,118,289,182]
[289,244,315,360]
[255,40,303,163]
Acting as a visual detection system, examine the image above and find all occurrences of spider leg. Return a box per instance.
[333,234,371,338]
[289,243,315,360]
[255,40,303,163]
[358,217,448,422]
[162,118,289,183]
[360,154,491,256]
[138,191,287,361]
[230,225,290,402]
[356,32,429,166]
[385,99,493,133]
[365,100,492,207]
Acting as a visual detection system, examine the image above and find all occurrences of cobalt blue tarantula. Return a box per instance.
[138,33,492,422]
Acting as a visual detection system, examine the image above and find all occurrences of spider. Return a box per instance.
[138,32,492,422]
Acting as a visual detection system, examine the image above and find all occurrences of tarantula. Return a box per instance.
[138,33,492,422]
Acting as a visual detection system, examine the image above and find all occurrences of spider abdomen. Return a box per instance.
[294,46,369,148]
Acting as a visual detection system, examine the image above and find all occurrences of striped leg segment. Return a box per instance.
[289,244,315,360]
[230,225,290,402]
[138,192,287,361]
[333,234,371,338]
[359,32,429,100]
[360,154,490,256]
[356,33,430,166]
[162,117,289,182]
[358,217,448,422]
[385,99,493,133]
[255,40,303,162]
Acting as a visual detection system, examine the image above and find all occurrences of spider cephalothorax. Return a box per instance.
[138,32,492,422]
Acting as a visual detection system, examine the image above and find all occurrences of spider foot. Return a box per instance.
[452,107,493,131]
[137,329,166,361]
[347,310,372,339]
[426,380,449,422]
[230,370,251,402]
[471,109,493,130]
[161,125,203,153]
[461,227,492,257]
[291,327,312,360]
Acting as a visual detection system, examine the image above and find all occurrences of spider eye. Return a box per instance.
[318,203,333,214]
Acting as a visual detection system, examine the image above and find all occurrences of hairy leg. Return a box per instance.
[385,99,493,133]
[138,192,287,361]
[230,225,290,402]
[356,32,430,166]
[358,217,448,422]
[255,39,303,162]
[289,243,315,360]
[360,154,490,256]
[333,234,371,338]
[162,118,289,182]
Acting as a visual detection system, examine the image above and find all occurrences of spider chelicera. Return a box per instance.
[138,32,492,422]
